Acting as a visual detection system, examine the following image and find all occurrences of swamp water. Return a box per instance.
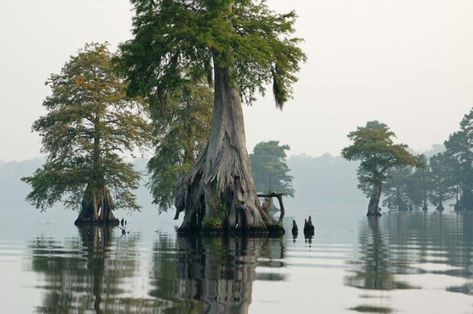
[1,211,473,313]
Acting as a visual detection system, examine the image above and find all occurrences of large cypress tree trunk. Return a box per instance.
[367,183,382,217]
[75,183,118,226]
[175,65,283,234]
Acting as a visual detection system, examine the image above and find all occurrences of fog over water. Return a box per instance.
[1,0,472,161]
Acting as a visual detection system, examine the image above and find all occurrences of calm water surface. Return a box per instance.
[2,212,473,313]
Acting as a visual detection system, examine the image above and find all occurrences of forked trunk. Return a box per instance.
[75,183,118,226]
[367,183,382,217]
[175,64,283,234]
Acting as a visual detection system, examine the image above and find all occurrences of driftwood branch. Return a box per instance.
[257,193,287,224]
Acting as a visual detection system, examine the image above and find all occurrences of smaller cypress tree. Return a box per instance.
[22,43,153,225]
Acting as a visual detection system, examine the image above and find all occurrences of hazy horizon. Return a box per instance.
[1,0,472,162]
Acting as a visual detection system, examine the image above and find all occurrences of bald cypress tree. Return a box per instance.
[22,43,152,225]
[119,0,305,233]
[342,121,420,216]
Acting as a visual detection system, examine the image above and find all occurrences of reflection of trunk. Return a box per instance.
[78,225,113,314]
[75,183,118,225]
[175,236,272,314]
[175,63,282,234]
[367,183,382,216]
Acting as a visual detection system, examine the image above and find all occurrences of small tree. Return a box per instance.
[428,152,456,211]
[342,121,419,216]
[383,166,415,211]
[410,160,432,211]
[250,141,294,196]
[383,156,429,211]
[147,82,213,211]
[22,43,152,225]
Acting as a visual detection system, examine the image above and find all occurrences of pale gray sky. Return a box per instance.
[1,0,472,161]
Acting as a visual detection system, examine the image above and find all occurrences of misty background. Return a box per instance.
[1,0,472,162]
[1,1,471,224]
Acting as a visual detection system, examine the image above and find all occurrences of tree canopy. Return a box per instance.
[118,0,306,108]
[22,43,152,222]
[250,140,294,196]
[342,121,420,215]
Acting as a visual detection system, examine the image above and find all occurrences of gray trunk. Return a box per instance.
[367,183,382,217]
[175,64,282,234]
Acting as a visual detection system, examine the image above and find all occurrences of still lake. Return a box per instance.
[2,210,473,314]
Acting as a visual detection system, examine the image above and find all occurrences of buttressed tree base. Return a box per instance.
[120,0,306,234]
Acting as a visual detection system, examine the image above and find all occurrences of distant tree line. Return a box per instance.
[383,108,473,212]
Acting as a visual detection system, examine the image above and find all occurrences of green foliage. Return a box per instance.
[428,152,456,207]
[342,121,420,197]
[202,203,228,228]
[383,159,430,211]
[118,0,306,108]
[250,141,294,196]
[22,43,153,211]
[147,83,213,211]
[444,108,473,209]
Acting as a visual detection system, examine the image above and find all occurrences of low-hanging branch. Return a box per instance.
[257,192,287,224]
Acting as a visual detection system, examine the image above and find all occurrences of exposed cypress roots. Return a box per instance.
[74,184,119,226]
[175,66,284,235]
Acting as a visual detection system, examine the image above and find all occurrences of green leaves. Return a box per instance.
[250,140,294,196]
[443,107,473,209]
[22,43,152,211]
[119,0,305,108]
[147,82,213,210]
[342,120,419,190]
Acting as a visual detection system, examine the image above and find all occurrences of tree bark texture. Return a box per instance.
[367,183,382,217]
[175,65,283,234]
[75,183,118,225]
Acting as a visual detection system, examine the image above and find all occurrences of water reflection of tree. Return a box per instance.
[149,235,285,314]
[346,212,473,296]
[345,218,414,290]
[29,226,154,313]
